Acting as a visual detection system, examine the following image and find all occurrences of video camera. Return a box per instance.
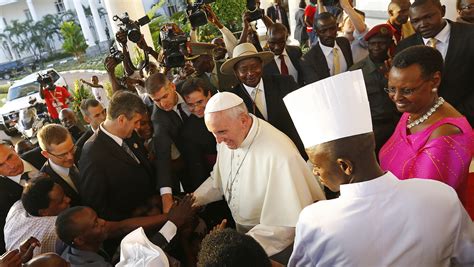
[159,23,188,68]
[246,0,263,22]
[186,0,216,28]
[113,12,151,43]
[109,46,124,63]
[36,73,55,91]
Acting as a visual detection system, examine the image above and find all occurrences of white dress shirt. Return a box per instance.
[91,87,109,108]
[319,42,348,76]
[422,20,451,60]
[7,159,38,185]
[48,160,78,192]
[4,201,57,256]
[243,79,268,120]
[194,115,325,256]
[275,49,298,82]
[289,172,474,266]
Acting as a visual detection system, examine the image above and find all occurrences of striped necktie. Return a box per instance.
[429,38,438,48]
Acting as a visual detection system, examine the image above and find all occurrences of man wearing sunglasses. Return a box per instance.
[38,124,81,207]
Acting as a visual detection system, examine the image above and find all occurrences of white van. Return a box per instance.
[0,69,68,136]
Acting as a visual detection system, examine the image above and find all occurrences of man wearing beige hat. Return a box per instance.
[222,42,307,159]
[194,92,325,263]
[284,71,474,266]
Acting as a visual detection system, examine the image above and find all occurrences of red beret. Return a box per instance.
[364,24,394,41]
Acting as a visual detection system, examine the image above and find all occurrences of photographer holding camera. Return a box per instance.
[38,74,71,122]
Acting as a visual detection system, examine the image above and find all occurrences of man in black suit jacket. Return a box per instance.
[78,91,156,221]
[264,23,304,86]
[75,99,106,161]
[0,142,38,253]
[302,12,354,84]
[37,124,81,207]
[267,0,291,34]
[221,43,307,159]
[145,73,192,213]
[396,0,474,126]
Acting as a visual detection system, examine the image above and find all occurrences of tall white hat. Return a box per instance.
[283,70,372,148]
[116,227,169,267]
[205,92,244,114]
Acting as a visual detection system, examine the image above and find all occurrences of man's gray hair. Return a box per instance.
[222,102,248,119]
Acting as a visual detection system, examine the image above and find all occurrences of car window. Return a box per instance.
[7,82,40,101]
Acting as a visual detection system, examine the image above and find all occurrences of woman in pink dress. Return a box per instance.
[379,46,473,204]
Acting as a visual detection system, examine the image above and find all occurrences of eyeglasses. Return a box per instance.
[384,81,426,96]
[461,4,474,11]
[187,99,206,109]
[48,145,77,159]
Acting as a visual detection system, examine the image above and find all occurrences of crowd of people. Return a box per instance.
[1,0,474,266]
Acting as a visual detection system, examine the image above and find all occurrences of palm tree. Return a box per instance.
[60,21,88,62]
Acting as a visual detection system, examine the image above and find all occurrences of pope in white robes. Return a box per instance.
[194,92,325,257]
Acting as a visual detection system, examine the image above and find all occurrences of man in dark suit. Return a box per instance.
[0,142,38,253]
[78,91,156,221]
[267,0,291,34]
[75,99,106,161]
[180,78,217,191]
[396,0,474,126]
[145,73,190,213]
[302,12,354,84]
[264,23,304,86]
[221,43,307,159]
[37,124,81,207]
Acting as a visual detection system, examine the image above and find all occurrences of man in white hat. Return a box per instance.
[284,70,474,266]
[193,92,325,263]
[221,43,307,160]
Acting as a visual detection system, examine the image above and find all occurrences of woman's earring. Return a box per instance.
[431,87,438,93]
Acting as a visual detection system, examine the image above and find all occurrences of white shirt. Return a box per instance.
[7,159,38,185]
[48,160,78,192]
[423,20,451,60]
[4,201,58,256]
[194,115,325,256]
[171,93,190,121]
[319,42,348,76]
[243,79,268,120]
[275,49,298,82]
[91,86,109,109]
[289,172,474,266]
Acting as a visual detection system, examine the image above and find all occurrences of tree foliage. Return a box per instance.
[60,21,88,61]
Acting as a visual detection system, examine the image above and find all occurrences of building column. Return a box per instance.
[63,0,71,11]
[72,0,96,46]
[88,0,107,42]
[0,16,18,60]
[102,0,155,61]
[26,0,39,21]
[287,0,298,38]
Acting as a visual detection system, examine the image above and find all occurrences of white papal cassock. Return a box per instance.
[289,172,474,266]
[194,114,325,256]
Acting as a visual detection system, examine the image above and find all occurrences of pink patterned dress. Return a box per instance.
[379,113,473,204]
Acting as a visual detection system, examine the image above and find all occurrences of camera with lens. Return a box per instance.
[186,0,216,28]
[109,46,124,63]
[159,23,188,68]
[246,0,263,22]
[113,12,151,43]
[36,73,55,91]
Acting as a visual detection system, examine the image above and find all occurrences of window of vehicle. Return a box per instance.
[7,82,40,101]
[46,70,60,83]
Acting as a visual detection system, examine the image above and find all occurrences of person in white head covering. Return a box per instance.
[193,92,325,263]
[284,70,474,266]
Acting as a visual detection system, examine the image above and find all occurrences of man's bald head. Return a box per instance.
[267,23,288,37]
[24,253,69,267]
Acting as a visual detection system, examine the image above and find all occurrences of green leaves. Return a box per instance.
[60,21,88,62]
